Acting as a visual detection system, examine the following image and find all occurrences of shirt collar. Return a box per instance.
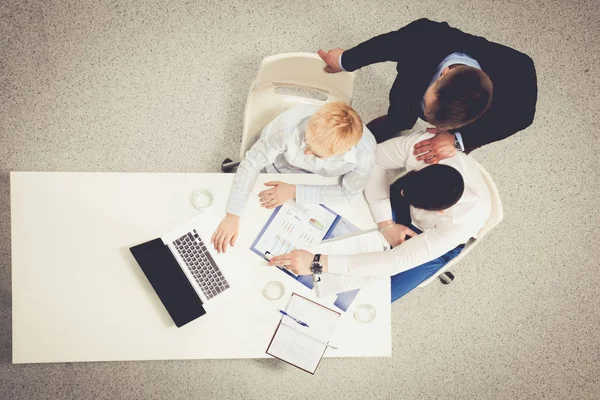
[300,139,358,164]
[427,52,482,88]
[422,52,482,112]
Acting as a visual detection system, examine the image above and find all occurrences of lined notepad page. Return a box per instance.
[267,294,340,373]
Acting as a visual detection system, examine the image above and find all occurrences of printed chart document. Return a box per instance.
[311,230,391,297]
[251,203,339,260]
[266,293,340,374]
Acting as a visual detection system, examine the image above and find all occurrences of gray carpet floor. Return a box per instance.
[1,1,599,399]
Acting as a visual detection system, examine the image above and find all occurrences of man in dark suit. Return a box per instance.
[318,18,538,164]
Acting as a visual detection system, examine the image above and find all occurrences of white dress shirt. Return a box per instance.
[327,131,492,277]
[226,104,376,216]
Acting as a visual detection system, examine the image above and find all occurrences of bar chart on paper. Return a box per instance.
[251,203,338,259]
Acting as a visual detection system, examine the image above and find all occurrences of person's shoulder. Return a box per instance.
[358,125,377,150]
[405,130,435,143]
[352,127,377,167]
[381,131,435,147]
[390,130,435,154]
[403,18,446,30]
[440,154,492,219]
[438,152,473,175]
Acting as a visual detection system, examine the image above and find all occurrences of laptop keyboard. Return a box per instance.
[173,230,230,300]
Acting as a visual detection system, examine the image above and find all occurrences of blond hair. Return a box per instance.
[305,102,363,157]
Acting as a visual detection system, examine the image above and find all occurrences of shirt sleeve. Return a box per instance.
[339,53,346,71]
[327,219,474,276]
[364,134,416,223]
[295,134,376,204]
[454,132,465,152]
[225,114,289,216]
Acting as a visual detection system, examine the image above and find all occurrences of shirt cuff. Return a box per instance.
[339,53,346,71]
[454,132,465,152]
[225,196,247,217]
[327,255,350,274]
[295,184,320,204]
[369,200,394,223]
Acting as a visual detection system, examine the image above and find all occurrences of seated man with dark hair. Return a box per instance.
[267,132,492,302]
[318,18,537,163]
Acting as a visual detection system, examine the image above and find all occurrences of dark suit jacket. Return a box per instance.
[341,18,538,151]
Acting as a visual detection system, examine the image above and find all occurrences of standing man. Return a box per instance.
[318,18,537,164]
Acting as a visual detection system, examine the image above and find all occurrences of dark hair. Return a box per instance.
[425,66,493,129]
[399,165,465,211]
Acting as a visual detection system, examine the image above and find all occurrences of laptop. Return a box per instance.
[130,210,252,327]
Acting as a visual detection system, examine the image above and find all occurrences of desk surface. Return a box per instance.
[11,172,391,364]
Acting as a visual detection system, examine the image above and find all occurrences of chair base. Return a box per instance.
[439,272,454,285]
[221,158,240,173]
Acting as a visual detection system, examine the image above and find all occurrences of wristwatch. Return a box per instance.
[453,134,463,152]
[310,254,323,275]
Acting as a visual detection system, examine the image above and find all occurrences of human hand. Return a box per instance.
[259,181,296,209]
[211,213,240,254]
[413,128,457,164]
[317,48,345,73]
[378,221,417,247]
[267,249,317,275]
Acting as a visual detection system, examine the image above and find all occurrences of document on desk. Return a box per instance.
[312,230,391,297]
[267,293,340,374]
[251,203,339,261]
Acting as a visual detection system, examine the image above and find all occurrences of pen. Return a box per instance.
[279,310,309,327]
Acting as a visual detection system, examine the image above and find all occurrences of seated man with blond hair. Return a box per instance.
[212,101,376,253]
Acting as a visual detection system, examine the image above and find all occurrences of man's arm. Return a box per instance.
[317,19,448,73]
[340,19,459,72]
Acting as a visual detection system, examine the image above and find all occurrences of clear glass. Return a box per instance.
[191,189,213,211]
[262,281,285,301]
[354,304,376,323]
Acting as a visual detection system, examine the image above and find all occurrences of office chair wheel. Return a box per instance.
[221,158,238,173]
[439,272,454,285]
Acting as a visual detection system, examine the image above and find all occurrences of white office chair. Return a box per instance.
[221,53,357,171]
[417,158,503,286]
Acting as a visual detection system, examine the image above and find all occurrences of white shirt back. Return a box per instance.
[328,131,492,277]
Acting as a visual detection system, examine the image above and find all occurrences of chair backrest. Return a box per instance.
[417,158,503,287]
[239,53,357,159]
[471,159,503,239]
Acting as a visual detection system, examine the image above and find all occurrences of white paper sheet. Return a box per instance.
[253,203,338,260]
[267,294,340,373]
[311,230,391,297]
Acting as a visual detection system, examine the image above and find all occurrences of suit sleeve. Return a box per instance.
[459,56,538,150]
[340,18,462,72]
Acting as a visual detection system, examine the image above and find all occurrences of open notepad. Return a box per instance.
[266,293,340,374]
[311,229,391,297]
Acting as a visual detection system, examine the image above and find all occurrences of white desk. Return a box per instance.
[11,172,391,364]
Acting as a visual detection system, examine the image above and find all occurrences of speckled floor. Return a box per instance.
[1,1,599,399]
